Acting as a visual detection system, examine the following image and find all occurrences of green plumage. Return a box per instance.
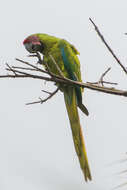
[24,33,91,181]
[36,34,89,115]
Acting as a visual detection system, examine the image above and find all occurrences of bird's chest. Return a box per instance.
[44,51,68,78]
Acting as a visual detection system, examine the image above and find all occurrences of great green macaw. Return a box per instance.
[23,34,92,181]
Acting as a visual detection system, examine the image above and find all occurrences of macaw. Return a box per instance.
[23,34,92,181]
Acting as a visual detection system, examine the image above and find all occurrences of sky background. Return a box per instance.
[0,0,127,189]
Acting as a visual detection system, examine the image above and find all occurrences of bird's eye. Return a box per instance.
[31,44,35,51]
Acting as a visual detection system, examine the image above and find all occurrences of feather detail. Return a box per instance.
[64,87,91,181]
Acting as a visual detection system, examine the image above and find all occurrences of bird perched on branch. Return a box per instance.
[23,33,91,181]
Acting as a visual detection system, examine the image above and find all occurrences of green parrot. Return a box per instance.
[23,33,92,181]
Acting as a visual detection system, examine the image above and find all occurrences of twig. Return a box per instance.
[12,66,37,71]
[88,67,118,86]
[41,90,53,95]
[6,67,53,81]
[49,54,65,78]
[89,18,127,75]
[88,81,118,86]
[99,67,111,86]
[26,88,59,105]
[1,66,127,97]
[0,74,30,78]
[6,63,17,76]
[1,58,127,97]
[15,58,48,74]
[16,58,64,80]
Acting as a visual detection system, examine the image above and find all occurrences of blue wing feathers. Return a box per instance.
[60,46,82,104]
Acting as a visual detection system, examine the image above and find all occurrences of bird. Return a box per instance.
[23,33,92,181]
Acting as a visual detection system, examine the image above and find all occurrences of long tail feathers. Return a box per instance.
[64,88,92,181]
[78,103,89,116]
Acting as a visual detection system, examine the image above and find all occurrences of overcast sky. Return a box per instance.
[0,0,127,189]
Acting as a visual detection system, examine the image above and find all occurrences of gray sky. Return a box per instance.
[0,0,127,189]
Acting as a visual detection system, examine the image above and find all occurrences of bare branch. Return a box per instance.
[88,81,118,86]
[88,67,118,86]
[12,66,37,71]
[89,18,127,75]
[15,58,48,74]
[6,63,17,76]
[0,74,29,78]
[1,64,127,97]
[0,57,126,98]
[41,90,53,95]
[26,88,59,105]
[49,54,65,78]
[5,67,54,81]
[100,67,111,86]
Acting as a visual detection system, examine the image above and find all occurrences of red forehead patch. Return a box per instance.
[23,35,40,45]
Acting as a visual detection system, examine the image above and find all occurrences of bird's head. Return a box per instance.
[23,35,44,53]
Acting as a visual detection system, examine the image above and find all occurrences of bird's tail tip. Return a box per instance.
[84,169,92,182]
[78,103,89,116]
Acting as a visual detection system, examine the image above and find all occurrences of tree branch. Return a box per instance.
[88,67,118,86]
[0,58,127,98]
[26,88,59,105]
[89,18,127,75]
